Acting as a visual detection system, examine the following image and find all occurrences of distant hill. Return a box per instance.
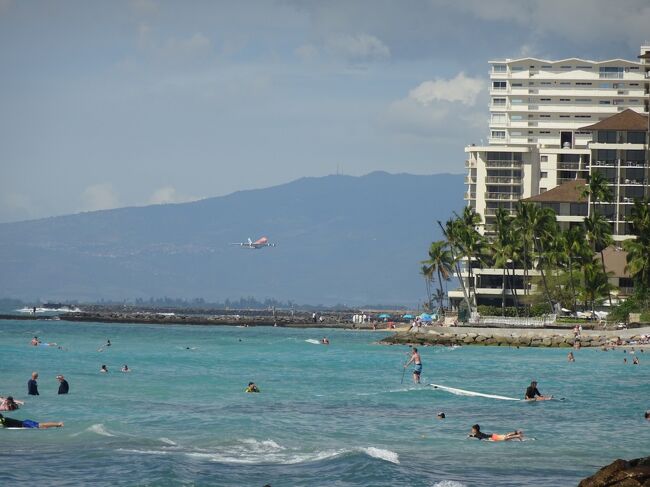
[0,172,464,306]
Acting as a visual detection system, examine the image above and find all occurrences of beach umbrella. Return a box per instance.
[419,313,433,322]
[402,314,414,319]
[378,313,391,319]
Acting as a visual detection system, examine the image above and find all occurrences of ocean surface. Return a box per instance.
[0,319,648,487]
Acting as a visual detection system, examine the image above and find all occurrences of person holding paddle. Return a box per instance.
[404,348,422,384]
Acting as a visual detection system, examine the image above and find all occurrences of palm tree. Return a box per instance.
[580,260,611,317]
[422,240,453,315]
[623,198,650,292]
[454,207,486,308]
[563,226,592,312]
[493,208,514,314]
[581,170,613,217]
[438,219,472,313]
[420,264,433,311]
[584,212,614,306]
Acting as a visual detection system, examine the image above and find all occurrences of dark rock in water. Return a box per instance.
[578,456,650,486]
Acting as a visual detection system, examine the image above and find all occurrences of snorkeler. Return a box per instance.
[0,413,63,429]
[468,424,523,441]
[100,365,108,373]
[245,382,260,393]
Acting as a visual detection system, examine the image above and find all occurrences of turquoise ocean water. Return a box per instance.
[0,318,648,486]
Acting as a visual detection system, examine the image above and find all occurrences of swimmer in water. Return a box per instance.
[245,382,260,393]
[321,337,330,345]
[31,336,40,346]
[436,412,446,419]
[0,396,22,411]
[100,365,108,373]
[468,424,523,441]
[0,413,63,429]
[121,365,130,372]
[567,351,575,362]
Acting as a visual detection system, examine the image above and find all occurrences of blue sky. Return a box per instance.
[1,0,649,222]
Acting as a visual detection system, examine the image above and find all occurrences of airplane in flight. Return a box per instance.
[230,236,276,249]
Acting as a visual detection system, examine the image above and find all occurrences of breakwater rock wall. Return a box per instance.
[380,329,645,348]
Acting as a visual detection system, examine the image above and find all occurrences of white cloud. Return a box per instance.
[382,72,488,142]
[325,33,390,61]
[81,183,120,212]
[408,72,483,107]
[148,186,195,205]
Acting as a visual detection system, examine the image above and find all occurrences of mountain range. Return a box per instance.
[0,171,464,306]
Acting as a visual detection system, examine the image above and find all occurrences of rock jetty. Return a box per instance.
[578,456,650,486]
[380,326,649,348]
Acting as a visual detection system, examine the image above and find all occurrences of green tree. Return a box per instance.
[623,198,650,292]
[584,212,614,306]
[581,170,613,217]
[493,208,515,314]
[422,240,453,315]
[579,260,612,317]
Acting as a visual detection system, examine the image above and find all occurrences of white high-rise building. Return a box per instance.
[451,45,650,308]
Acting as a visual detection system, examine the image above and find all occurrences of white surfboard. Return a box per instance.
[430,383,521,401]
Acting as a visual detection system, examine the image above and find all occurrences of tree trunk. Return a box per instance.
[437,267,445,316]
[437,221,472,313]
[535,240,555,312]
[568,255,578,312]
[501,266,506,316]
[600,250,613,307]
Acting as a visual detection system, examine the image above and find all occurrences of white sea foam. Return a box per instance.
[159,437,177,446]
[432,481,467,487]
[305,339,321,345]
[361,447,399,464]
[71,424,116,437]
[117,448,170,455]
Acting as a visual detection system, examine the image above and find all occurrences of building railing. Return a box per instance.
[485,176,521,184]
[557,162,582,170]
[465,192,476,200]
[620,178,646,185]
[485,192,520,201]
[465,176,476,184]
[465,159,476,168]
[485,160,523,168]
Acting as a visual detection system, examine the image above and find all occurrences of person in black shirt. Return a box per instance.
[57,375,69,394]
[524,380,552,401]
[0,413,63,429]
[27,372,39,396]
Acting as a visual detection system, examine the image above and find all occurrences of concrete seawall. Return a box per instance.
[381,326,650,348]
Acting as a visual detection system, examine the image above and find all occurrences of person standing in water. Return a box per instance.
[404,348,422,384]
[27,372,39,396]
[567,352,575,362]
[56,375,69,394]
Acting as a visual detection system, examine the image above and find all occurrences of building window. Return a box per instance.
[575,99,592,103]
[511,66,524,72]
[540,98,551,102]
[512,82,523,87]
[575,115,592,118]
[576,82,592,86]
[560,65,572,69]
[599,66,624,79]
[511,115,523,120]
[540,114,551,118]
[560,115,570,118]
[559,98,571,102]
[539,131,551,134]
[493,64,507,73]
[628,132,646,144]
[540,155,548,162]
[540,172,548,178]
[511,98,524,104]
[491,131,506,139]
[492,81,507,90]
[540,188,547,193]
[576,65,593,69]
[491,113,507,123]
[597,131,617,143]
[541,81,552,85]
[560,82,571,85]
[599,100,611,105]
[492,98,506,106]
[599,83,610,88]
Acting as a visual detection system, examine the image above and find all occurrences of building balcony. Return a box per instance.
[620,178,646,185]
[465,176,477,184]
[465,192,477,200]
[485,176,521,185]
[465,159,476,168]
[557,162,583,170]
[485,160,523,168]
[485,192,520,201]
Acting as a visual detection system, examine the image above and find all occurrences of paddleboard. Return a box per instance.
[305,339,321,345]
[430,383,521,401]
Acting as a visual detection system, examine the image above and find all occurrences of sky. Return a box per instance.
[1,0,649,223]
